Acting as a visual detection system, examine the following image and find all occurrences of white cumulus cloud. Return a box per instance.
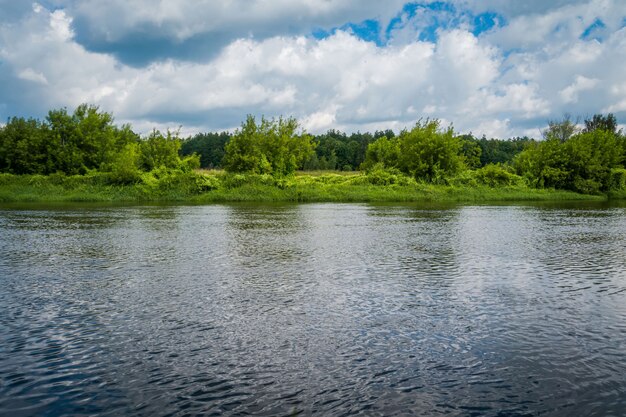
[0,1,624,138]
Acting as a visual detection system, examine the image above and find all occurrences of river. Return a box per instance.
[1,203,625,416]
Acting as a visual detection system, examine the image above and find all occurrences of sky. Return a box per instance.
[0,0,625,138]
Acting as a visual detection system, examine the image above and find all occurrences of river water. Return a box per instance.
[1,203,625,416]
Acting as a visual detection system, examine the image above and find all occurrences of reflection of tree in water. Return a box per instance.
[219,204,322,339]
[4,206,122,231]
[364,205,461,288]
[1,208,127,274]
[0,208,161,415]
[224,204,309,266]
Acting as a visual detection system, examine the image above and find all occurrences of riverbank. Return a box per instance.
[0,171,620,204]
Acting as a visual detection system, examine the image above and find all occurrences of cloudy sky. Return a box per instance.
[0,0,625,138]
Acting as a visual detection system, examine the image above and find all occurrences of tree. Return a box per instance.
[45,104,137,174]
[139,129,183,171]
[565,129,621,193]
[223,115,315,176]
[0,117,52,174]
[514,128,623,193]
[108,143,142,184]
[583,113,618,134]
[459,135,482,169]
[543,114,578,143]
[362,120,464,182]
[397,120,464,182]
[475,136,533,167]
[180,132,230,168]
[361,136,400,171]
[46,107,85,174]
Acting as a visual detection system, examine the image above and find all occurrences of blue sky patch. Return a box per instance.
[580,18,606,41]
[387,2,456,43]
[314,2,506,46]
[473,12,505,36]
[347,19,382,44]
[313,19,383,45]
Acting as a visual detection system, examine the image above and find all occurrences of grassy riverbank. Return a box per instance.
[1,171,619,204]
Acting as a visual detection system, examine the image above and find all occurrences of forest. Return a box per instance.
[0,104,624,200]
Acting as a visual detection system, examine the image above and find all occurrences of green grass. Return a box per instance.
[0,171,615,204]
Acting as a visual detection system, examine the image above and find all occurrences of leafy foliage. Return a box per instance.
[474,164,522,187]
[543,114,579,143]
[584,113,618,134]
[223,115,315,176]
[0,106,624,196]
[460,137,482,169]
[108,143,142,184]
[0,104,195,178]
[362,120,464,183]
[139,129,184,171]
[514,120,624,193]
[180,132,231,168]
[361,136,400,171]
[474,136,533,167]
[0,117,52,174]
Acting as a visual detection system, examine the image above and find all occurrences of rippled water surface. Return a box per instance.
[1,203,626,416]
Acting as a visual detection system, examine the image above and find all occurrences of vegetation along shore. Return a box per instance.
[1,105,624,203]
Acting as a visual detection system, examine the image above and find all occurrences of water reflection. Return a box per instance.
[0,203,625,416]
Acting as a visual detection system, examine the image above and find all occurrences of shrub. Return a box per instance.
[0,173,16,186]
[573,177,602,194]
[366,163,407,185]
[448,170,479,187]
[474,164,522,187]
[609,168,626,190]
[107,143,142,184]
[222,173,251,189]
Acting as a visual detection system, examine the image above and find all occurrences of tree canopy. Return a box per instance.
[362,120,465,182]
[0,104,191,180]
[514,118,624,193]
[223,115,315,176]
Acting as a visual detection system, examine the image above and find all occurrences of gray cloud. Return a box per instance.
[0,0,36,22]
[64,0,407,66]
[455,0,594,17]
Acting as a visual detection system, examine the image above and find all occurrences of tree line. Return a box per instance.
[180,124,533,171]
[0,104,199,183]
[1,104,624,193]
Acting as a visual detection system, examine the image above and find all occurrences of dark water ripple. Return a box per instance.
[1,203,626,416]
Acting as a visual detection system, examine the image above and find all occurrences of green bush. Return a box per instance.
[366,164,407,185]
[0,173,16,186]
[140,169,220,194]
[101,143,141,184]
[140,130,183,171]
[448,170,479,187]
[316,174,353,185]
[47,171,68,185]
[609,168,626,190]
[573,177,602,194]
[474,164,522,187]
[179,154,201,172]
[222,173,252,189]
[514,127,623,193]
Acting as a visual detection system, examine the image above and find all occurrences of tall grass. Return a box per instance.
[0,171,613,204]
